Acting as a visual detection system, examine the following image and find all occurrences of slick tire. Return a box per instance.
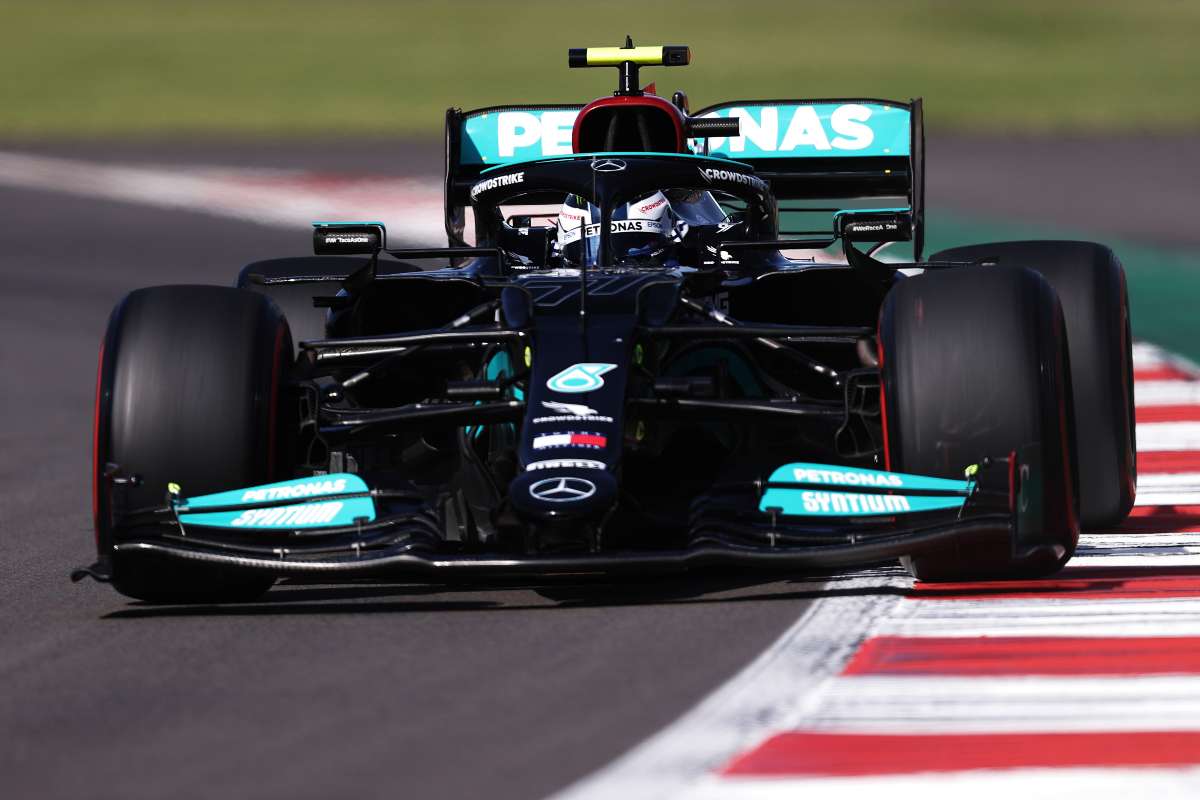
[237,256,416,355]
[880,265,1079,581]
[930,241,1136,528]
[94,285,291,602]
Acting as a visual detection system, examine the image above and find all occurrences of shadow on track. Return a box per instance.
[102,568,911,619]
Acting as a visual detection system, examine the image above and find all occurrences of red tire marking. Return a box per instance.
[876,322,891,471]
[843,635,1200,676]
[266,322,286,480]
[91,340,105,546]
[721,731,1200,777]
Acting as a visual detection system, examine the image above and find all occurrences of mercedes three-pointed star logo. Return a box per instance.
[528,476,597,503]
[591,158,627,173]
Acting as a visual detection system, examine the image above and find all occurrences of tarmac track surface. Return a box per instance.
[0,135,1190,799]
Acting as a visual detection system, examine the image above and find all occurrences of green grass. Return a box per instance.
[4,0,1200,138]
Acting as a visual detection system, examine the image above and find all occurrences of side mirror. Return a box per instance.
[312,222,387,255]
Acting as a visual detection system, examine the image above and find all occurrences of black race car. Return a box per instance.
[77,43,1136,602]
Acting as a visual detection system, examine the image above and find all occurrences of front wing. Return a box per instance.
[74,459,1064,583]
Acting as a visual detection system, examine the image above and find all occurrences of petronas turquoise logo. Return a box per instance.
[546,363,616,393]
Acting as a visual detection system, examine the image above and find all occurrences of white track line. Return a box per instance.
[803,675,1200,732]
[1134,473,1200,506]
[877,597,1200,638]
[1138,422,1200,453]
[0,150,447,243]
[1131,473,1200,507]
[1134,342,1200,378]
[1135,381,1200,406]
[1079,532,1200,549]
[1138,473,1200,487]
[1074,534,1200,566]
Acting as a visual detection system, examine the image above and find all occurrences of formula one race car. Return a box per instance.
[77,42,1136,602]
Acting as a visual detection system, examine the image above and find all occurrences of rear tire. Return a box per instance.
[930,241,1135,528]
[94,285,290,602]
[880,266,1079,581]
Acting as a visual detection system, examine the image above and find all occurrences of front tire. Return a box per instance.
[880,265,1079,580]
[930,241,1135,528]
[94,285,291,602]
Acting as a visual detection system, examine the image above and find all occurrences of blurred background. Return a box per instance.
[6,0,1199,137]
[4,0,1199,343]
[4,0,1197,353]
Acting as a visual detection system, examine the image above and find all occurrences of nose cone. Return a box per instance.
[508,468,618,520]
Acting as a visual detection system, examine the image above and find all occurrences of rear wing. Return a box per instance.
[690,98,925,259]
[444,97,925,257]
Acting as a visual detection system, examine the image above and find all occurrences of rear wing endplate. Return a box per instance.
[444,104,583,246]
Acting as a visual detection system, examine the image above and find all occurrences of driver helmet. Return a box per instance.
[555,191,684,268]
